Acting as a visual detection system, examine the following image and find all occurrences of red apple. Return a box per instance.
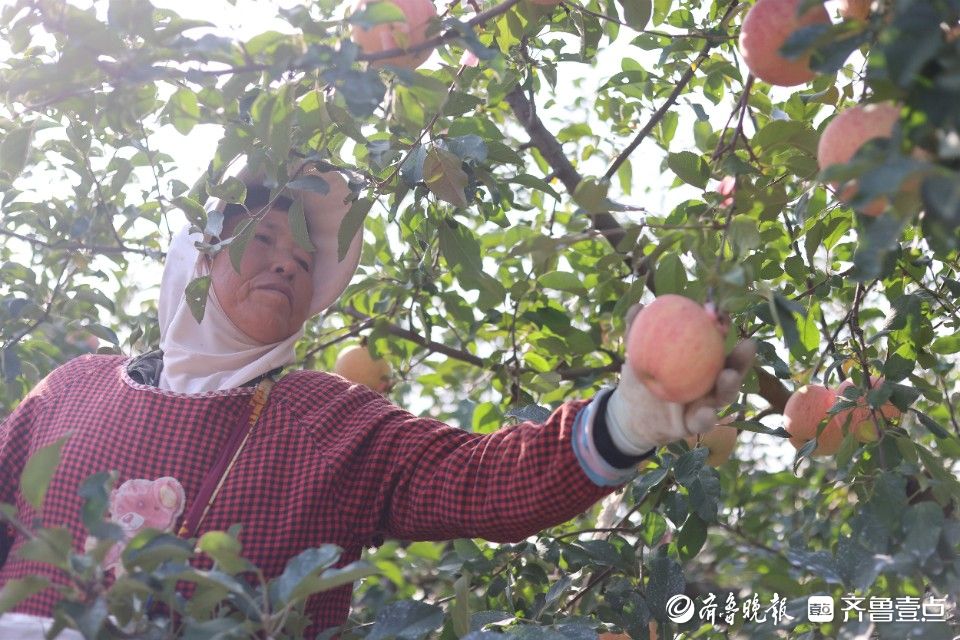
[838,0,871,21]
[784,384,843,456]
[350,0,438,69]
[626,295,726,404]
[829,377,900,443]
[333,344,393,392]
[685,417,739,467]
[816,103,901,216]
[738,0,831,87]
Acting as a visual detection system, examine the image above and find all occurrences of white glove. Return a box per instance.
[605,306,757,456]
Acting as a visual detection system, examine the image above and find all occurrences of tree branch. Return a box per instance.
[503,85,635,271]
[341,306,620,380]
[0,229,164,258]
[603,0,741,181]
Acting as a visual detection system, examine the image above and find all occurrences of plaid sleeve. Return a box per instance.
[347,396,624,544]
[0,369,60,567]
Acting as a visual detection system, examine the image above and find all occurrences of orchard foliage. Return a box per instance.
[1,0,959,638]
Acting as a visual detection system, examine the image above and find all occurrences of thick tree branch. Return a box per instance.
[341,306,619,380]
[504,85,633,269]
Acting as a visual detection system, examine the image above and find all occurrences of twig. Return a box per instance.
[2,260,73,349]
[377,65,466,189]
[360,0,522,65]
[603,0,741,182]
[0,229,163,258]
[340,306,621,380]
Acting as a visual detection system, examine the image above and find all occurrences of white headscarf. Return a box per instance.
[157,167,363,393]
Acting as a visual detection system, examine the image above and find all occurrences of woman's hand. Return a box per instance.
[604,304,756,456]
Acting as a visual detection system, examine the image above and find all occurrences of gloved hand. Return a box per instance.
[605,304,757,456]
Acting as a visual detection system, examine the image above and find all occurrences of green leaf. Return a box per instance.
[198,530,253,574]
[678,514,707,560]
[167,88,200,136]
[20,434,70,510]
[123,532,194,571]
[228,217,256,273]
[438,219,505,307]
[902,502,943,562]
[304,561,376,594]
[287,199,314,255]
[339,197,371,261]
[0,125,34,178]
[287,174,330,195]
[446,135,487,164]
[175,196,206,229]
[269,545,342,606]
[572,177,609,213]
[19,527,72,569]
[78,471,119,540]
[331,69,386,118]
[537,271,587,295]
[82,323,119,346]
[728,216,760,253]
[367,600,444,640]
[930,333,960,354]
[912,410,951,439]
[185,275,211,323]
[646,553,685,620]
[207,176,247,204]
[424,147,469,207]
[349,0,405,28]
[667,151,709,188]
[0,576,49,615]
[688,469,721,522]
[770,293,802,352]
[510,173,561,200]
[653,252,687,296]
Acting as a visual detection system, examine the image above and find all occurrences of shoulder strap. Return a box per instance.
[177,377,275,538]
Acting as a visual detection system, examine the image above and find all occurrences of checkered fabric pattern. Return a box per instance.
[1,355,621,637]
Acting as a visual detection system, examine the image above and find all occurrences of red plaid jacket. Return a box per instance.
[0,355,623,636]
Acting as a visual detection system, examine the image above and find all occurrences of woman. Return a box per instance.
[0,160,754,638]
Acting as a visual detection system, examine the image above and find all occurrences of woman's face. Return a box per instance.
[210,207,315,344]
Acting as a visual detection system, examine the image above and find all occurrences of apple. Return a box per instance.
[685,417,738,467]
[350,0,438,70]
[738,0,831,87]
[599,623,658,640]
[838,0,871,21]
[816,102,901,216]
[784,384,843,456]
[829,377,900,443]
[717,175,736,208]
[333,344,392,392]
[626,295,727,404]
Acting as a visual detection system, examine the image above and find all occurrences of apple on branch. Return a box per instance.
[784,384,843,456]
[738,0,830,87]
[350,0,439,70]
[626,294,727,405]
[829,377,901,443]
[817,102,902,216]
[685,415,739,467]
[334,343,393,392]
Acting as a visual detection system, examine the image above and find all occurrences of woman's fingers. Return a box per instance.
[694,340,757,409]
[624,303,644,334]
[725,339,757,377]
